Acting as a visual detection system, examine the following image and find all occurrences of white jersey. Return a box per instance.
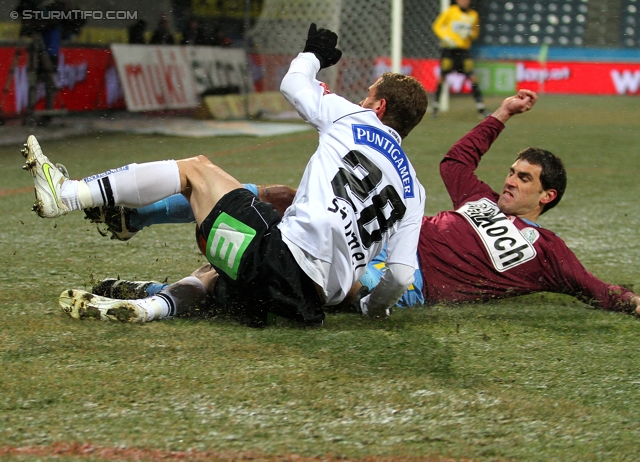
[278,53,426,306]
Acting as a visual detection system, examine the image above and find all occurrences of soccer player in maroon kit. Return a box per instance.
[417,89,640,313]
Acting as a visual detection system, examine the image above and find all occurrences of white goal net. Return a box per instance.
[248,0,442,102]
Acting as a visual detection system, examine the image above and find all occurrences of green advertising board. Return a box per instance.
[475,62,517,96]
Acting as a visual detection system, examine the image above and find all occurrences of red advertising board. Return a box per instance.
[110,44,249,112]
[0,46,125,117]
[515,61,640,95]
[110,44,199,112]
[375,57,441,93]
[375,57,640,96]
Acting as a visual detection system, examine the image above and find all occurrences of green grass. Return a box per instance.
[1,95,639,461]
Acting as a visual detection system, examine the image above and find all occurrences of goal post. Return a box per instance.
[391,0,403,73]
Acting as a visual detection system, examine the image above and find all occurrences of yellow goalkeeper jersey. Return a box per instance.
[432,5,479,50]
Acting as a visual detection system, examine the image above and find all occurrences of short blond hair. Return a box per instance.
[375,73,428,139]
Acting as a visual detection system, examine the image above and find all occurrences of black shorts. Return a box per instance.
[199,188,324,327]
[440,48,475,76]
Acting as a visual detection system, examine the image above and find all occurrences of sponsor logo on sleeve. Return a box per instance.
[456,198,536,272]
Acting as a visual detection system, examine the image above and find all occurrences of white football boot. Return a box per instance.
[59,289,148,323]
[21,135,69,218]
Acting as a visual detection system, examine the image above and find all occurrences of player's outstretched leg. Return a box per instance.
[21,135,69,218]
[83,194,198,241]
[21,135,183,218]
[432,81,443,119]
[471,81,490,118]
[59,289,149,323]
[61,272,215,323]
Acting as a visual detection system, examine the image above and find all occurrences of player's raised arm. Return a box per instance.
[280,23,342,123]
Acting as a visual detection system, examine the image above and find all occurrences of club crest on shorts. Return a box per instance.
[206,213,256,280]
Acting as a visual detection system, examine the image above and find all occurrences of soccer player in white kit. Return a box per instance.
[23,24,429,326]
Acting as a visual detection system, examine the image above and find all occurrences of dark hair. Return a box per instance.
[375,72,428,139]
[516,147,567,214]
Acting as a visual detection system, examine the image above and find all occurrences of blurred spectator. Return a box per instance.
[209,26,232,47]
[16,0,63,118]
[16,0,40,37]
[39,0,63,66]
[128,19,147,44]
[150,15,175,45]
[181,17,206,45]
[60,2,86,41]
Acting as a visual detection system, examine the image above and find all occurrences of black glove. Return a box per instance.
[303,23,342,69]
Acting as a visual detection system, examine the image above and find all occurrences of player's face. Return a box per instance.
[456,0,471,9]
[498,159,549,219]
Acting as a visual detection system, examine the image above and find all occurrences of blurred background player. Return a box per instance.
[431,0,487,118]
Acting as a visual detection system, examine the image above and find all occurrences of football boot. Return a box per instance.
[84,205,139,241]
[21,135,69,218]
[92,278,162,299]
[59,289,147,323]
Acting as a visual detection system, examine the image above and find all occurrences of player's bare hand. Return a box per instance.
[503,89,537,114]
[512,89,537,112]
[630,294,640,316]
[199,269,219,294]
[491,90,538,123]
[191,263,219,293]
[191,263,214,279]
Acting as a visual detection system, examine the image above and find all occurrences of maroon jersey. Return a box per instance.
[417,116,635,311]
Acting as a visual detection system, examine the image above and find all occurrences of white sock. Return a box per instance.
[175,276,206,295]
[60,180,81,211]
[61,180,93,211]
[68,160,181,209]
[132,276,206,321]
[134,292,178,321]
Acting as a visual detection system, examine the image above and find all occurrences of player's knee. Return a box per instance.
[184,155,226,179]
[179,155,211,174]
[191,155,214,169]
